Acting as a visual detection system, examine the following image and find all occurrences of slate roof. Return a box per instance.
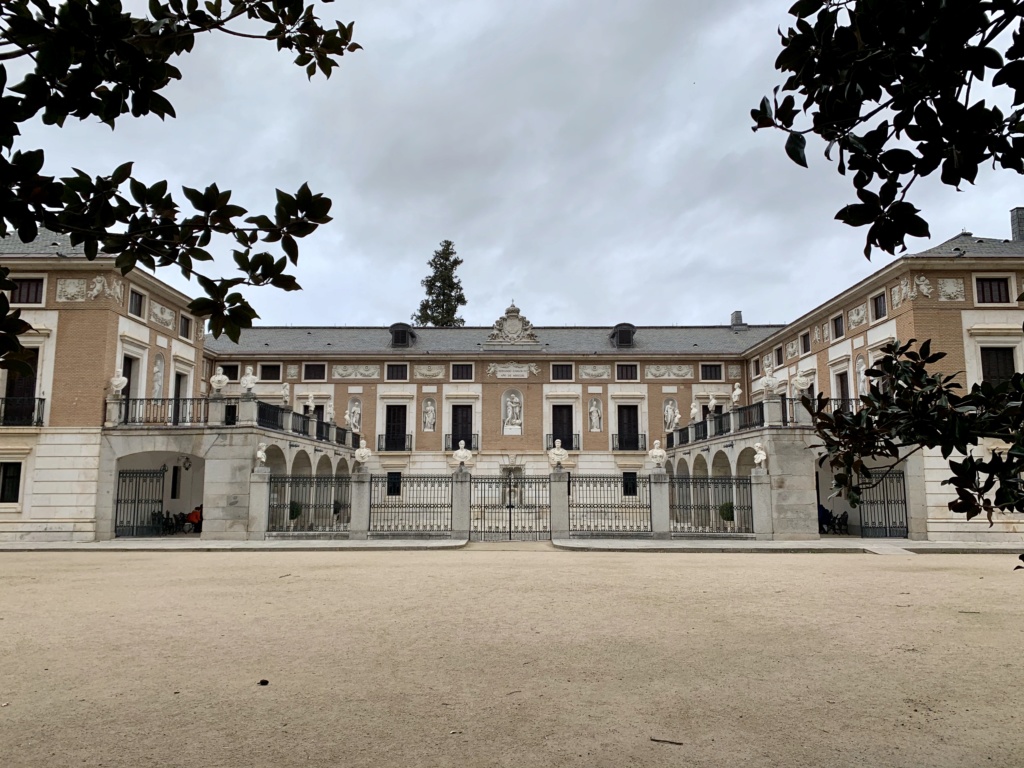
[205,324,786,357]
[911,231,1024,258]
[0,229,87,257]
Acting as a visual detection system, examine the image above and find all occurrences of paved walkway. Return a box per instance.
[0,537,1020,553]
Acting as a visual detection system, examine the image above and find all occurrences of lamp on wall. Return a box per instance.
[723,442,734,449]
[179,455,192,471]
[288,442,299,448]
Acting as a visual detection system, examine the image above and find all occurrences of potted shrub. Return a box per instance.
[718,501,735,529]
[288,499,303,531]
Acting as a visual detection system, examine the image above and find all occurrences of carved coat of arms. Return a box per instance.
[487,302,539,344]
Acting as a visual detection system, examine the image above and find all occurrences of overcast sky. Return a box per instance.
[19,0,1024,329]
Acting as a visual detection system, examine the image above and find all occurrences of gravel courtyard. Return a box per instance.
[0,547,1021,768]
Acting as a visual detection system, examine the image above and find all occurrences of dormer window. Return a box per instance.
[389,322,416,348]
[611,323,636,348]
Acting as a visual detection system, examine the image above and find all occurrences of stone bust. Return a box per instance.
[354,439,372,464]
[731,382,742,405]
[240,365,257,393]
[255,442,267,467]
[753,442,767,468]
[209,366,229,394]
[547,438,569,466]
[110,368,128,394]
[648,440,666,468]
[452,439,473,465]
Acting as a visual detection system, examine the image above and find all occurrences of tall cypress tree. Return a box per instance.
[411,240,467,327]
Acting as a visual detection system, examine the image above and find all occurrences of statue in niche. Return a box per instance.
[422,399,436,432]
[502,391,523,435]
[588,398,602,432]
[152,355,164,399]
[663,399,679,432]
[346,399,362,432]
[240,365,257,393]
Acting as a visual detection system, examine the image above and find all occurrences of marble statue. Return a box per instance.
[256,442,268,468]
[110,368,128,394]
[209,366,229,393]
[663,399,679,432]
[306,392,315,411]
[240,365,257,393]
[347,399,362,432]
[280,382,289,403]
[856,356,868,397]
[422,399,436,432]
[648,439,666,468]
[791,371,812,393]
[453,439,473,465]
[708,393,718,411]
[325,399,335,423]
[761,364,778,393]
[753,443,767,468]
[588,398,602,432]
[504,393,522,427]
[151,355,164,399]
[354,439,371,464]
[731,382,742,406]
[547,438,569,467]
[689,400,699,421]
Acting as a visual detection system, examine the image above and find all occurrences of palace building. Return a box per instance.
[1,211,1023,543]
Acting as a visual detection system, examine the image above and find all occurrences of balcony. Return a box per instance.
[734,402,764,431]
[378,433,412,452]
[612,433,647,451]
[120,398,208,426]
[713,411,731,435]
[0,397,44,426]
[546,434,580,450]
[445,434,479,451]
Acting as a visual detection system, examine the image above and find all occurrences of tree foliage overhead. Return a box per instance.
[0,0,361,354]
[754,0,1024,258]
[411,239,467,328]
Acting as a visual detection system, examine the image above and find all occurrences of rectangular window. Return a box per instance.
[386,471,402,496]
[10,279,43,305]
[178,315,192,339]
[981,347,1016,385]
[832,314,845,339]
[774,347,784,366]
[259,364,281,381]
[451,364,473,381]
[753,358,761,376]
[386,363,408,381]
[800,332,811,354]
[871,292,887,320]
[171,466,181,500]
[391,329,409,347]
[622,472,638,497]
[976,277,1011,304]
[304,363,326,381]
[616,364,638,381]
[220,364,239,381]
[0,462,21,504]
[128,290,145,318]
[551,364,574,381]
[700,364,723,381]
[835,371,850,401]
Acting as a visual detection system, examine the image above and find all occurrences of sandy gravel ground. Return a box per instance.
[0,547,1021,768]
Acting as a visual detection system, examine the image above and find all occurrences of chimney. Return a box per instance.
[730,310,747,330]
[1012,207,1024,241]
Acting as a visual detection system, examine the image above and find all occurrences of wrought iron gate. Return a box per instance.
[471,475,550,541]
[669,476,754,535]
[858,470,908,537]
[268,476,351,535]
[114,468,167,537]
[569,474,652,537]
[369,474,452,537]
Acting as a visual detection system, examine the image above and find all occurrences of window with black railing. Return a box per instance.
[335,427,350,446]
[545,434,579,450]
[0,397,44,426]
[612,433,647,451]
[445,434,479,451]
[693,421,708,441]
[256,400,287,431]
[316,419,330,441]
[676,428,689,445]
[378,433,412,451]
[713,411,731,435]
[119,398,208,425]
[735,402,764,431]
[290,411,310,434]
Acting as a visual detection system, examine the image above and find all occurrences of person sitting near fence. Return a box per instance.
[818,504,831,535]
[187,504,203,534]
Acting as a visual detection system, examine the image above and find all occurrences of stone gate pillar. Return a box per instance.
[452,467,471,540]
[550,469,570,539]
[349,468,371,540]
[649,468,671,539]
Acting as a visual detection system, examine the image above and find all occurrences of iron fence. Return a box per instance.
[369,474,452,537]
[471,475,551,540]
[669,476,754,535]
[114,468,167,537]
[120,398,208,425]
[268,475,351,534]
[612,433,647,451]
[735,402,764,431]
[335,427,351,447]
[291,411,310,435]
[713,411,731,435]
[693,421,708,441]
[675,428,689,446]
[545,434,580,450]
[257,400,288,430]
[377,434,412,451]
[568,474,652,536]
[857,470,908,538]
[445,434,480,451]
[0,397,44,426]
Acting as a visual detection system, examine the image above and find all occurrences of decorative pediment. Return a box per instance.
[486,302,539,345]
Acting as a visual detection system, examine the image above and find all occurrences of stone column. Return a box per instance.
[750,468,773,539]
[649,468,671,539]
[104,394,122,428]
[451,466,471,540]
[247,468,271,540]
[307,415,319,439]
[902,449,929,540]
[730,408,742,434]
[763,397,783,427]
[550,469,570,539]
[208,393,226,427]
[349,468,371,540]
[237,393,258,426]
[707,416,718,438]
